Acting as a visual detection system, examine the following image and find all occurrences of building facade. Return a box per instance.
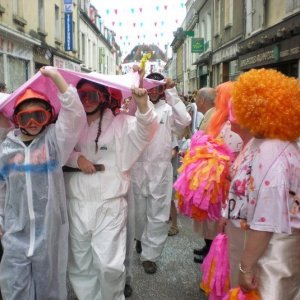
[0,0,120,93]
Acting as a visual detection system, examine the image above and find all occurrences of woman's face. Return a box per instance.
[77,82,105,113]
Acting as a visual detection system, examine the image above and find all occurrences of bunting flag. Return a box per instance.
[94,1,185,61]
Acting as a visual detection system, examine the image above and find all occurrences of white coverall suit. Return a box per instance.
[132,87,191,262]
[0,86,85,300]
[64,106,158,300]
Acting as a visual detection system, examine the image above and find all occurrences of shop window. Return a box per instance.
[229,60,239,80]
[7,56,28,92]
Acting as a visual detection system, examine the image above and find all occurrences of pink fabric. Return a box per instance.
[0,93,10,106]
[0,68,164,118]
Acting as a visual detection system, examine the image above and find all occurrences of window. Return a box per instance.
[201,19,206,40]
[93,43,96,69]
[80,0,88,12]
[206,13,212,50]
[81,33,85,61]
[38,0,45,32]
[246,0,264,35]
[8,56,29,92]
[0,54,4,84]
[72,21,76,50]
[224,0,233,28]
[88,39,91,67]
[286,0,300,13]
[214,0,221,36]
[55,5,61,41]
[13,0,23,17]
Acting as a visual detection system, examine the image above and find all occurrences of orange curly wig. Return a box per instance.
[232,68,300,141]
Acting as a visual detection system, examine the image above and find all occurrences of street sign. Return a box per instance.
[191,38,204,53]
[64,12,73,51]
[64,4,72,13]
[64,0,72,14]
[185,31,194,37]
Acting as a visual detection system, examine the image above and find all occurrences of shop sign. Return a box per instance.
[53,55,81,72]
[212,44,237,65]
[191,38,204,53]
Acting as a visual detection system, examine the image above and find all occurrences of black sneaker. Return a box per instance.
[193,246,208,256]
[193,256,204,264]
[124,284,133,298]
[142,260,157,274]
[135,240,142,254]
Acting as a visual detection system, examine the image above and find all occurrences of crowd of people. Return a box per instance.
[0,65,299,300]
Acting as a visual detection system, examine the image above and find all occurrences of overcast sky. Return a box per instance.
[90,0,186,59]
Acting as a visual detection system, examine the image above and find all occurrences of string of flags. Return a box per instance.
[105,2,184,15]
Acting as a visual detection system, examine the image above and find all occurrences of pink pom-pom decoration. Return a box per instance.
[174,131,233,221]
[223,287,260,300]
[200,233,230,300]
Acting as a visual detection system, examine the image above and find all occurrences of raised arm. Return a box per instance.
[164,78,191,135]
[40,67,86,165]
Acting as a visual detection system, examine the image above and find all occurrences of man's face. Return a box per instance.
[196,96,205,113]
[147,86,164,103]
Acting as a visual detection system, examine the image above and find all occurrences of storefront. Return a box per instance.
[238,14,300,78]
[0,25,40,93]
[193,51,211,88]
[212,43,239,85]
[53,54,81,72]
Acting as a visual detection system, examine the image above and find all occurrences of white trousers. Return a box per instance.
[134,177,173,262]
[68,197,127,300]
[125,188,135,285]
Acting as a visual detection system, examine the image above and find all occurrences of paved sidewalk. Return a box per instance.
[129,215,206,300]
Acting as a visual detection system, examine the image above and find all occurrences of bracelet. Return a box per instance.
[239,263,253,274]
